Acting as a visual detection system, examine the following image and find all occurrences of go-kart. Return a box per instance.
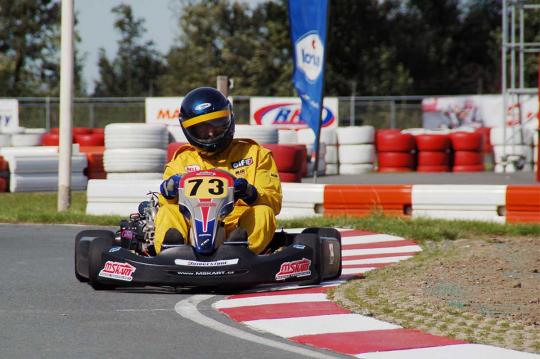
[74,169,342,291]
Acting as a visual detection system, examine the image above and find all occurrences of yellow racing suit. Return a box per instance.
[154,138,282,254]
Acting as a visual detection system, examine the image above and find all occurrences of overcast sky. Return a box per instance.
[75,0,178,94]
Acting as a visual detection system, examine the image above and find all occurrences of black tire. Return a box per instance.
[75,230,115,283]
[293,233,322,285]
[302,227,342,279]
[88,235,116,290]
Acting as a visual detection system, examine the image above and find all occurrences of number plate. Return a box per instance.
[184,176,228,199]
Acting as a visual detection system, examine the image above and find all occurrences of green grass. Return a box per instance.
[1,193,539,241]
[0,192,121,226]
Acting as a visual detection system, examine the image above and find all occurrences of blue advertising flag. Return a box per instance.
[288,0,329,146]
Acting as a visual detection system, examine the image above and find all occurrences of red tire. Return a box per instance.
[377,152,415,168]
[453,151,483,166]
[0,177,7,192]
[85,153,104,172]
[75,133,104,146]
[378,167,414,173]
[85,169,107,179]
[417,165,450,172]
[417,151,449,166]
[41,133,59,146]
[475,127,492,152]
[263,144,305,172]
[415,134,450,151]
[0,156,7,171]
[376,131,416,152]
[91,128,105,135]
[278,172,301,182]
[452,164,485,172]
[167,142,188,161]
[449,131,483,151]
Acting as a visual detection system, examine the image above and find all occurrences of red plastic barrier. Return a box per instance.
[324,184,412,217]
[506,185,540,223]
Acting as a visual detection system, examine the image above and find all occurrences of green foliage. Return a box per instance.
[160,0,294,96]
[93,4,166,96]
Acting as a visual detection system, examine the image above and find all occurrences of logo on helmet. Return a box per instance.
[295,32,324,82]
[194,102,212,111]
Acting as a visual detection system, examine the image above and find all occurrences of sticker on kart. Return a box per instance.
[275,258,311,281]
[174,258,239,267]
[99,261,136,282]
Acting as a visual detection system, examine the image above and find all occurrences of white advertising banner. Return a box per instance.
[0,99,19,131]
[145,97,183,126]
[422,94,538,129]
[249,97,338,129]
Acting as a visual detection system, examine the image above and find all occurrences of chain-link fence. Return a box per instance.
[17,96,426,130]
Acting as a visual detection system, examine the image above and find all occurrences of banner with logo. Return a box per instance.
[0,99,19,131]
[288,0,329,141]
[145,97,183,125]
[250,97,338,129]
[422,95,538,129]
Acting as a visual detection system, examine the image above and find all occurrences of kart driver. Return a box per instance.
[154,87,282,254]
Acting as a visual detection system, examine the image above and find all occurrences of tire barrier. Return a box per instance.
[0,128,45,147]
[235,125,278,144]
[415,134,450,172]
[74,133,105,147]
[490,126,536,173]
[263,144,307,182]
[0,156,8,192]
[0,146,87,192]
[337,126,375,174]
[376,130,415,172]
[167,125,188,143]
[80,146,106,180]
[449,131,484,172]
[323,184,412,217]
[103,148,167,173]
[505,185,540,223]
[277,129,297,144]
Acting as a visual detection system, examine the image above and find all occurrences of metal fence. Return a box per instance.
[17,96,426,130]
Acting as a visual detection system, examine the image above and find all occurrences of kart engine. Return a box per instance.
[117,192,159,255]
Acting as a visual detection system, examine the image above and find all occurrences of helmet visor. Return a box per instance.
[183,115,231,144]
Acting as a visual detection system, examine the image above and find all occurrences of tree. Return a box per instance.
[93,4,166,96]
[161,0,294,96]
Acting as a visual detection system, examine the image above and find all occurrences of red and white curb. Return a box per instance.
[214,229,540,358]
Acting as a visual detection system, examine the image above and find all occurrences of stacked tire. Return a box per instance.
[375,129,415,172]
[449,131,484,172]
[42,127,104,146]
[297,128,337,176]
[263,144,307,182]
[80,146,106,180]
[0,127,46,147]
[103,123,168,180]
[0,155,8,192]
[336,126,375,174]
[415,133,451,172]
[490,126,534,172]
[235,125,278,144]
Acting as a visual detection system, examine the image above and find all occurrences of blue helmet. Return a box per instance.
[179,87,235,154]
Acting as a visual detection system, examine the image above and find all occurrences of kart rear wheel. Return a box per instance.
[302,228,342,280]
[88,235,116,290]
[293,233,321,285]
[75,230,115,283]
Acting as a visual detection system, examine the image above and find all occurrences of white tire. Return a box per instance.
[338,144,375,164]
[493,145,532,163]
[1,127,25,134]
[107,172,163,180]
[235,125,278,144]
[325,145,338,163]
[10,173,87,192]
[167,125,188,143]
[10,133,44,147]
[296,128,315,144]
[103,148,166,173]
[325,163,338,175]
[339,163,373,174]
[336,126,374,144]
[494,163,533,173]
[0,134,10,147]
[105,123,168,149]
[8,155,87,174]
[24,128,47,134]
[278,129,298,144]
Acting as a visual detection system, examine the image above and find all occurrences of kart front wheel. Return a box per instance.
[87,235,116,290]
[74,230,115,283]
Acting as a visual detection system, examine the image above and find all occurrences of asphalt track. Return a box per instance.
[0,224,346,359]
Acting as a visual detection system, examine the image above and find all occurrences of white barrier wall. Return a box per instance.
[412,185,507,223]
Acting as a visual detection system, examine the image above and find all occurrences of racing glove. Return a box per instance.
[233,178,258,205]
[160,174,182,199]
